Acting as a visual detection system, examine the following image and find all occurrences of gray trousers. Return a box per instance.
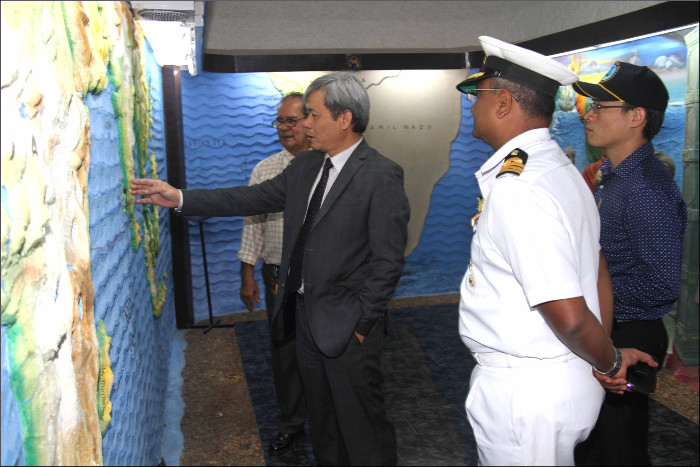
[262,262,306,434]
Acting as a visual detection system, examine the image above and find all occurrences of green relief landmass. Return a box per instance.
[133,24,166,318]
[107,16,140,250]
[107,9,166,318]
[96,319,114,433]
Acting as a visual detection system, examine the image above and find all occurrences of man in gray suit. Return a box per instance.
[131,72,410,466]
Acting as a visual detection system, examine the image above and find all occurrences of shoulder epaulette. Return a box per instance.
[497,148,528,178]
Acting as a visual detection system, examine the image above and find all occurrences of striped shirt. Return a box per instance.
[237,149,294,266]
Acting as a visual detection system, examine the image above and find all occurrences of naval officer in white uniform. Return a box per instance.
[455,36,658,466]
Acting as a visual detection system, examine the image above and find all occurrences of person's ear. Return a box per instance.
[629,107,647,130]
[340,109,353,130]
[495,89,514,119]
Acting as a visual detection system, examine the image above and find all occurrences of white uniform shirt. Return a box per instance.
[459,128,601,359]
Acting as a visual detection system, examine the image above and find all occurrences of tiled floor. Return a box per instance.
[235,303,699,466]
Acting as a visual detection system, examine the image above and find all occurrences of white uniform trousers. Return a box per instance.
[466,355,605,466]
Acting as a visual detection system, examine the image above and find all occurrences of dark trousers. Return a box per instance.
[296,294,397,466]
[575,318,668,466]
[262,263,306,434]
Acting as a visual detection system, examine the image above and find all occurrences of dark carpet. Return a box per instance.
[235,304,699,466]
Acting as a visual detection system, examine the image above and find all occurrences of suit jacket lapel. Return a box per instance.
[312,142,367,227]
[289,151,325,233]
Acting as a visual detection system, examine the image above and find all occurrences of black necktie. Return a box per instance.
[287,157,333,293]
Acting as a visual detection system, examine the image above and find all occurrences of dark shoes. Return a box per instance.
[269,431,304,454]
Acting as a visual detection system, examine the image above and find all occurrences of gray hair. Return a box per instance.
[280,91,304,104]
[279,91,307,116]
[304,72,370,133]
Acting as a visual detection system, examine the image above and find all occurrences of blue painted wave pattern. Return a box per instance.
[86,41,176,466]
[181,71,282,321]
[396,96,491,298]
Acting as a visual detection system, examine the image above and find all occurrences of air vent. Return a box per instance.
[137,9,189,22]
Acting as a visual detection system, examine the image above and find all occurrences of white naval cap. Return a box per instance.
[457,36,578,97]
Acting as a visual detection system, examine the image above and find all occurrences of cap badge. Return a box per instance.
[497,148,529,178]
[601,62,620,83]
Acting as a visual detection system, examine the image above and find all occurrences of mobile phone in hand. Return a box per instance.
[627,361,657,396]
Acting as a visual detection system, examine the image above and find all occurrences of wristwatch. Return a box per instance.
[594,346,622,377]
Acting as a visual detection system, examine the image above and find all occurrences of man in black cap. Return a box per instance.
[573,62,687,466]
[455,37,657,465]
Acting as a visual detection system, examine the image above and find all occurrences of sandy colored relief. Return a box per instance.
[96,319,115,434]
[1,1,103,463]
[1,1,161,464]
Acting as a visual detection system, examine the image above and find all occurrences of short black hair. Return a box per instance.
[621,102,664,141]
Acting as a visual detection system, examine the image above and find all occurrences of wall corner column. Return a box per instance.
[674,26,699,365]
[162,65,195,329]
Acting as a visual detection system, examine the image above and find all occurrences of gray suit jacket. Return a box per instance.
[181,139,410,357]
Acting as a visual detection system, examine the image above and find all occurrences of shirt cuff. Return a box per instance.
[237,252,259,265]
[174,189,183,212]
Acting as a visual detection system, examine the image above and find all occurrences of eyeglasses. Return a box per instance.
[272,117,304,128]
[587,101,625,114]
[465,88,519,103]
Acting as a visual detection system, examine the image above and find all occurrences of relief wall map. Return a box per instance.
[1,2,174,465]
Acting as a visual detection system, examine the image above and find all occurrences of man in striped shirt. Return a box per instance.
[237,92,310,454]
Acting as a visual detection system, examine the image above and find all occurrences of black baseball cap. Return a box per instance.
[573,61,669,112]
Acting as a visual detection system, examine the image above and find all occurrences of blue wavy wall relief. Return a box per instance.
[397,95,492,296]
[86,41,176,466]
[181,72,282,321]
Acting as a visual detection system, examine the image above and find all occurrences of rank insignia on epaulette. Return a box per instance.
[497,148,528,178]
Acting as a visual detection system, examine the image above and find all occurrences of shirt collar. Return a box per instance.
[476,128,551,197]
[281,148,295,165]
[326,137,363,172]
[600,142,654,179]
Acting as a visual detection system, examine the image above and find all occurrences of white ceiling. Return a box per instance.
[202,1,667,55]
